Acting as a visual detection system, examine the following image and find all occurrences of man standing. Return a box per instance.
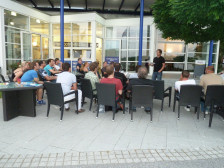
[56,63,85,112]
[76,58,82,72]
[151,49,165,80]
[101,61,107,77]
[21,61,45,105]
[44,59,61,76]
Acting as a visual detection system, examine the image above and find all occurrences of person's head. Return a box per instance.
[106,65,114,77]
[205,66,214,74]
[114,63,121,72]
[38,60,46,68]
[103,61,107,67]
[110,62,115,67]
[78,58,82,64]
[55,58,60,65]
[135,65,141,73]
[47,59,55,66]
[30,61,40,70]
[89,62,98,72]
[62,63,71,72]
[181,70,190,79]
[84,62,89,67]
[156,49,162,57]
[137,66,148,79]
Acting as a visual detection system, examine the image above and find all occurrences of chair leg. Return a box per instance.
[204,105,206,119]
[209,106,214,127]
[196,107,199,120]
[173,99,176,112]
[150,105,153,123]
[169,92,171,107]
[129,100,132,114]
[161,99,164,112]
[178,104,180,120]
[47,104,50,117]
[96,105,99,118]
[122,98,125,115]
[89,98,93,111]
[60,105,64,121]
[112,106,116,121]
[82,97,85,107]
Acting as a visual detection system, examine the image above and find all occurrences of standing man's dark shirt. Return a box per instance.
[114,71,127,87]
[153,56,165,72]
[76,63,82,72]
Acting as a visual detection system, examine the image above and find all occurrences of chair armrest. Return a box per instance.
[64,90,77,97]
[164,86,172,93]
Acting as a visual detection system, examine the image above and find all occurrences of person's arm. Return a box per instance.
[44,75,57,81]
[13,71,23,82]
[49,69,61,74]
[34,77,43,84]
[117,80,123,95]
[158,63,165,72]
[71,82,77,90]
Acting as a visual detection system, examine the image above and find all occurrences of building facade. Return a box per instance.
[0,1,220,76]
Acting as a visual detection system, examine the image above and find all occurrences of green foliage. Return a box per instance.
[10,62,20,71]
[152,0,224,43]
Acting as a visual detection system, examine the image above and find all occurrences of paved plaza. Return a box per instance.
[0,75,224,167]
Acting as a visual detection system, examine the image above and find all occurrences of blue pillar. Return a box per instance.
[138,0,144,65]
[208,40,213,66]
[60,0,64,63]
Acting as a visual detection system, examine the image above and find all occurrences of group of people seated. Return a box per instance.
[11,56,224,115]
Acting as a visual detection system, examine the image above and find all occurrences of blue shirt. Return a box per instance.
[21,70,38,82]
[44,64,53,76]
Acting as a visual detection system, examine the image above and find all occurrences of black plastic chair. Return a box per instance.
[173,85,202,120]
[129,85,154,122]
[8,75,13,82]
[0,74,6,83]
[152,80,172,112]
[80,78,97,111]
[44,82,78,121]
[96,83,123,121]
[203,85,224,127]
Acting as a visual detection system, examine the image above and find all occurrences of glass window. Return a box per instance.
[188,43,217,53]
[129,26,139,37]
[53,35,71,47]
[4,10,28,30]
[128,62,138,71]
[5,27,20,44]
[128,38,150,50]
[32,34,41,60]
[121,51,127,61]
[157,42,185,54]
[121,62,127,72]
[106,27,128,38]
[30,18,49,35]
[5,43,21,59]
[73,49,91,59]
[53,23,71,36]
[73,22,91,35]
[42,37,49,60]
[121,39,127,49]
[142,50,150,61]
[143,25,150,37]
[96,22,103,38]
[128,50,138,61]
[54,49,71,59]
[164,63,185,71]
[23,33,31,61]
[73,35,92,47]
[6,60,21,74]
[164,53,185,62]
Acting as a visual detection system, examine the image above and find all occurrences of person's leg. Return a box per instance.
[37,88,43,101]
[64,103,69,109]
[152,72,157,80]
[64,91,75,109]
[157,72,162,80]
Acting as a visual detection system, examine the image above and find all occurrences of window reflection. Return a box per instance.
[30,18,49,35]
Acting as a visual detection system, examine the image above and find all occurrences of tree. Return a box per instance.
[152,0,224,43]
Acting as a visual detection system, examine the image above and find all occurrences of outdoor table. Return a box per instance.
[0,82,43,121]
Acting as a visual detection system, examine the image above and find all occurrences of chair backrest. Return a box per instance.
[132,85,154,107]
[194,64,205,77]
[179,85,202,106]
[44,82,64,106]
[0,74,6,83]
[80,78,94,98]
[96,83,116,107]
[8,75,13,82]
[205,85,224,106]
[76,74,85,83]
[152,80,164,100]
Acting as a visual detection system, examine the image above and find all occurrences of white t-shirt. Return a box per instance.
[54,64,60,70]
[175,79,196,93]
[56,71,77,95]
[129,73,138,79]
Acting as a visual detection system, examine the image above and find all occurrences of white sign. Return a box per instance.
[195,60,206,65]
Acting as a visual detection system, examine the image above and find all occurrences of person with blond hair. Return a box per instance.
[12,61,30,82]
[80,62,89,74]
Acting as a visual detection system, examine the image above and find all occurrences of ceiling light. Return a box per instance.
[11,11,17,16]
[32,41,37,46]
[10,22,14,26]
[36,19,40,23]
[167,49,172,53]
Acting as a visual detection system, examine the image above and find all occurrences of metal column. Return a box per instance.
[60,0,64,63]
[138,0,144,65]
[208,40,213,66]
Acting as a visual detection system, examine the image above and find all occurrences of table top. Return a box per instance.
[0,82,43,91]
